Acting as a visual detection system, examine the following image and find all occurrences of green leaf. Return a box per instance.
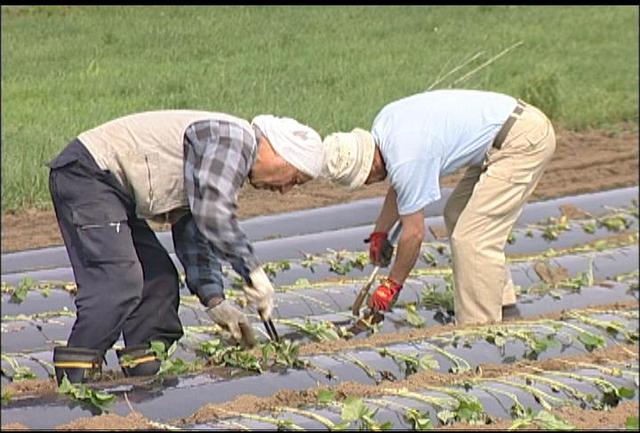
[422,252,437,266]
[378,349,420,375]
[201,340,261,373]
[533,410,575,430]
[277,260,291,271]
[149,340,167,360]
[57,375,115,413]
[13,366,37,381]
[158,357,194,376]
[297,320,341,342]
[527,334,561,359]
[419,354,440,371]
[593,239,609,251]
[371,419,394,430]
[404,408,433,430]
[260,341,276,364]
[300,254,317,273]
[549,289,563,300]
[406,303,425,328]
[626,416,639,430]
[263,263,278,279]
[317,389,336,404]
[341,396,367,422]
[436,409,455,425]
[88,389,116,410]
[420,283,454,312]
[57,375,76,396]
[9,277,33,304]
[542,227,559,241]
[510,402,528,419]
[267,339,306,369]
[494,335,507,347]
[486,333,506,348]
[349,253,370,271]
[332,421,351,430]
[454,396,485,424]
[231,276,245,290]
[600,216,628,232]
[618,387,636,399]
[577,333,606,352]
[582,222,597,234]
[1,389,12,405]
[199,339,223,357]
[293,278,310,287]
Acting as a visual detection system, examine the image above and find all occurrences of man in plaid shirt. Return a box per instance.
[47,111,323,384]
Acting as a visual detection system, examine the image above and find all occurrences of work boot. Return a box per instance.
[53,346,103,385]
[502,304,522,320]
[116,344,161,377]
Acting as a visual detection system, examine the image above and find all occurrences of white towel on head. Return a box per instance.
[251,115,323,178]
[321,128,375,189]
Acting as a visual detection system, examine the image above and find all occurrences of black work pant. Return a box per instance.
[48,139,184,354]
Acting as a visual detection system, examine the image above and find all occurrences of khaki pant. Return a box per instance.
[443,102,556,325]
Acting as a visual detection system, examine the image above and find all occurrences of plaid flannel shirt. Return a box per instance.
[177,118,259,305]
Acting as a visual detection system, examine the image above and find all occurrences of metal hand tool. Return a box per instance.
[262,317,280,342]
[351,221,403,317]
[347,221,403,337]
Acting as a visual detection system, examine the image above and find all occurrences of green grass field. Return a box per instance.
[1,5,638,212]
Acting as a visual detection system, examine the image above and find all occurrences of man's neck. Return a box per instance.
[365,146,387,184]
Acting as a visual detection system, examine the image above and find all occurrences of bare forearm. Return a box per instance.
[374,187,400,233]
[388,212,424,285]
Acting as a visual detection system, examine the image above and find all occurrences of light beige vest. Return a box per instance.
[78,110,253,222]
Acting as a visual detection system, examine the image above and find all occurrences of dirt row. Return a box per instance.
[2,341,635,430]
[297,300,639,356]
[3,300,636,402]
[4,400,636,431]
[2,123,638,253]
[440,401,639,430]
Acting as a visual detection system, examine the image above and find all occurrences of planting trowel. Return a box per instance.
[348,221,402,336]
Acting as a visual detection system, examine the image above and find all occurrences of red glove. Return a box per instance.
[368,278,402,311]
[365,231,394,267]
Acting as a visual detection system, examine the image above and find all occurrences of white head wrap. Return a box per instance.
[251,115,323,178]
[321,128,375,190]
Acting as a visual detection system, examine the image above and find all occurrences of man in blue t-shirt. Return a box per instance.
[322,89,556,325]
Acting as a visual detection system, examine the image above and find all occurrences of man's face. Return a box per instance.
[248,136,313,194]
[250,167,311,194]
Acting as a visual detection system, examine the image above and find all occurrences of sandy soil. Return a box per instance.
[2,123,638,253]
[53,412,155,430]
[0,423,30,430]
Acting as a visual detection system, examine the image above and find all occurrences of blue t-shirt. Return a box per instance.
[371,89,517,215]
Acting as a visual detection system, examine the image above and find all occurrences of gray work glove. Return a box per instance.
[243,267,275,321]
[206,299,256,348]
